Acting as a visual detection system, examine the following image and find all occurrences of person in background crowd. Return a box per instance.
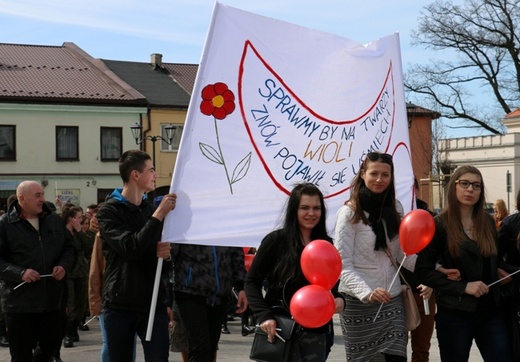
[81,202,100,330]
[172,242,247,361]
[494,198,509,230]
[81,215,90,233]
[497,189,520,360]
[61,204,90,348]
[0,208,7,349]
[0,181,74,361]
[334,152,419,362]
[245,183,345,361]
[97,150,175,362]
[89,227,137,362]
[401,177,437,362]
[416,165,512,361]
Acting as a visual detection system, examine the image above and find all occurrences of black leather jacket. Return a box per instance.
[97,189,171,312]
[0,201,74,313]
[416,216,502,313]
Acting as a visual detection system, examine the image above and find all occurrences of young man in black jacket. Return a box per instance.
[97,149,176,362]
[0,181,75,362]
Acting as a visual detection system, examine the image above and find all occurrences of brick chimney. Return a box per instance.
[150,53,163,69]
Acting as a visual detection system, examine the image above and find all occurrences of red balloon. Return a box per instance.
[290,285,335,328]
[300,239,341,290]
[244,254,254,272]
[243,247,251,255]
[399,209,435,255]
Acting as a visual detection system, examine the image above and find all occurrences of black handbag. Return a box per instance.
[249,313,296,362]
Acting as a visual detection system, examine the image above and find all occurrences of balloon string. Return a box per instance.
[487,268,520,287]
[373,255,406,323]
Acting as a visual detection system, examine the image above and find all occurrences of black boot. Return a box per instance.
[0,334,8,347]
[78,315,89,331]
[241,325,255,336]
[63,336,74,348]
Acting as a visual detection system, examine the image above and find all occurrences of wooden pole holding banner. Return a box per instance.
[146,257,164,341]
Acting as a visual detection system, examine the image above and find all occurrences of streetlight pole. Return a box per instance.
[130,123,176,198]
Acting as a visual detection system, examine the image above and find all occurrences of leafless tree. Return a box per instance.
[405,0,520,135]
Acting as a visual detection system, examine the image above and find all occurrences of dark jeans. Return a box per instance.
[65,277,87,336]
[104,306,169,362]
[174,292,229,362]
[436,308,512,362]
[5,310,64,362]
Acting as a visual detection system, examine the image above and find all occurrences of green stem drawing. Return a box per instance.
[214,118,233,194]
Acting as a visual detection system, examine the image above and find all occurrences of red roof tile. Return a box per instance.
[506,108,520,118]
[0,42,145,104]
[163,63,198,96]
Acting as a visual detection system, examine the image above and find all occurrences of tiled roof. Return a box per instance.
[102,59,191,107]
[0,42,146,105]
[506,108,520,118]
[163,63,198,96]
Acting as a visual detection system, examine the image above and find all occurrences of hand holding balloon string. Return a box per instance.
[373,209,435,322]
[14,272,53,290]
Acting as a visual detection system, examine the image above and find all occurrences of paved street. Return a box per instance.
[0,315,484,361]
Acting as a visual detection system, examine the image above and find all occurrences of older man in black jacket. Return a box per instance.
[0,181,75,362]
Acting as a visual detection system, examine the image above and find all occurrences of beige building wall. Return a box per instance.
[0,103,146,209]
[435,133,520,213]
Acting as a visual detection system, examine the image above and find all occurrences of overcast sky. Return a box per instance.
[0,0,483,138]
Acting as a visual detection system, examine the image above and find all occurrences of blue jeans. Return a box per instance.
[104,307,169,362]
[99,313,137,362]
[436,308,512,362]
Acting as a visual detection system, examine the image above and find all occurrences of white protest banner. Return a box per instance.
[163,2,414,247]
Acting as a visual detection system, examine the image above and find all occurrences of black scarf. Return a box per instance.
[359,186,400,251]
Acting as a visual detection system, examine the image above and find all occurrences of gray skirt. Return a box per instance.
[339,294,408,361]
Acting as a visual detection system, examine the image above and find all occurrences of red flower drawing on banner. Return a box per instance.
[200,82,236,119]
[199,82,251,194]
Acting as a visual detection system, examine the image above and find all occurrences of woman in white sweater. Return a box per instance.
[334,152,416,362]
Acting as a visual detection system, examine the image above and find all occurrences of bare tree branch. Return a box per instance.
[404,0,520,135]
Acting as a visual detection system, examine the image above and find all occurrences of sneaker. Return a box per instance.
[221,324,230,334]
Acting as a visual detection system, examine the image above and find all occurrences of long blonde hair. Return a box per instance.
[493,199,508,224]
[438,165,496,257]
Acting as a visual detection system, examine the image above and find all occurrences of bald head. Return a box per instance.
[17,181,45,218]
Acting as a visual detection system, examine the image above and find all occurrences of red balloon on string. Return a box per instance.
[244,254,254,272]
[300,239,341,290]
[289,285,335,328]
[399,209,435,255]
[243,246,251,255]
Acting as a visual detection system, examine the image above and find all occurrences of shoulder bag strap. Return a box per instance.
[384,248,411,287]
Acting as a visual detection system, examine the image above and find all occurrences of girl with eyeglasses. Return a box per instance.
[416,165,512,361]
[334,151,419,362]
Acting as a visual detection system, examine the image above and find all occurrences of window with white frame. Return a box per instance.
[160,124,183,152]
[0,125,15,160]
[100,127,122,161]
[56,126,79,161]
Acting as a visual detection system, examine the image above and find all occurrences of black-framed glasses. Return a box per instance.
[366,152,393,163]
[455,179,482,190]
